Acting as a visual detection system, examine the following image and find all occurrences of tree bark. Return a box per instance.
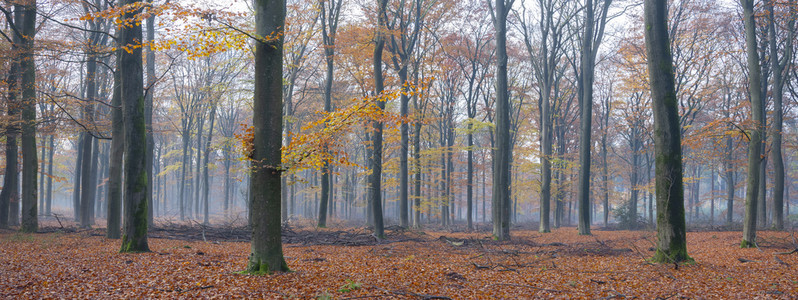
[202,104,216,225]
[368,0,389,239]
[741,0,764,248]
[576,0,595,236]
[318,0,341,228]
[247,0,289,274]
[119,0,150,252]
[768,0,793,230]
[19,1,38,233]
[492,0,512,240]
[107,54,123,239]
[644,0,690,263]
[45,135,54,215]
[145,0,156,227]
[0,21,20,228]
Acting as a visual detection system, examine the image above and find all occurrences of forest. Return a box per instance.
[1,0,798,298]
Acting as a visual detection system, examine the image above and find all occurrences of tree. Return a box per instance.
[517,0,576,233]
[0,3,21,229]
[644,0,690,263]
[107,56,122,239]
[368,0,389,239]
[491,0,514,240]
[575,0,613,235]
[740,0,763,248]
[19,0,38,233]
[318,0,342,228]
[119,0,149,252]
[767,0,794,230]
[247,0,289,274]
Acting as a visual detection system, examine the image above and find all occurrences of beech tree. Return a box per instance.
[645,0,690,263]
[740,0,763,248]
[318,0,342,228]
[368,0,388,239]
[19,0,38,233]
[491,0,514,240]
[247,0,289,273]
[119,0,149,252]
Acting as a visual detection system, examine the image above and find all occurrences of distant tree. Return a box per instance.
[318,0,342,228]
[644,0,690,263]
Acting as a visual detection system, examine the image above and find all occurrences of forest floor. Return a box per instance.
[1,219,798,299]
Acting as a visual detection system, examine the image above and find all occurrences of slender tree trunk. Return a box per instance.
[493,0,512,240]
[72,136,84,222]
[741,0,764,248]
[39,137,45,216]
[45,135,54,215]
[106,57,123,239]
[0,34,20,228]
[368,0,389,239]
[577,0,594,235]
[80,46,99,228]
[725,99,735,225]
[413,117,422,229]
[202,104,217,225]
[768,0,793,230]
[145,0,156,227]
[399,67,410,228]
[645,0,690,263]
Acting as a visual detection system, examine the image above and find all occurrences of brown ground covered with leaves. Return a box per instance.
[1,223,797,299]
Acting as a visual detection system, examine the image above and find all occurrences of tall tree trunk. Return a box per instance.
[107,56,123,239]
[19,1,38,233]
[602,126,609,226]
[45,135,54,215]
[194,112,205,219]
[368,0,389,239]
[576,0,595,236]
[247,0,289,274]
[413,115,422,228]
[89,138,100,223]
[145,0,156,227]
[179,117,192,220]
[80,44,99,228]
[768,0,793,230]
[72,136,84,222]
[202,104,217,225]
[0,27,20,228]
[645,0,690,263]
[725,97,735,225]
[318,0,341,228]
[741,0,764,248]
[492,0,512,240]
[39,136,45,216]
[119,0,150,252]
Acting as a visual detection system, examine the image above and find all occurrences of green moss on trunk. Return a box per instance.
[740,239,757,248]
